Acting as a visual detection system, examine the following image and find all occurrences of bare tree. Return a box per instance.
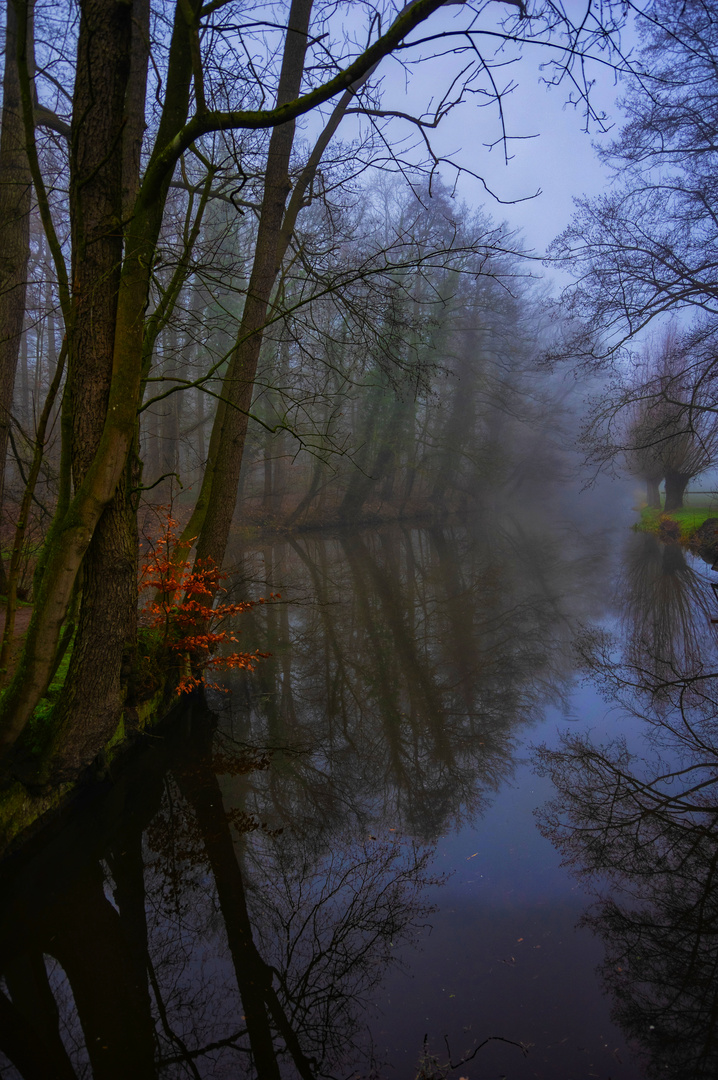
[0,0,643,785]
[549,1,718,364]
[586,328,718,510]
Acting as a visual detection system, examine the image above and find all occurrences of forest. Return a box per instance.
[1,0,718,811]
[4,3,718,1077]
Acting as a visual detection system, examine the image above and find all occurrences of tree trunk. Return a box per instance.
[0,0,33,592]
[0,0,209,753]
[646,476,662,509]
[42,0,136,778]
[664,471,690,512]
[189,0,313,571]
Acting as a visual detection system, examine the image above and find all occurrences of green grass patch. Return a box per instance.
[636,505,718,539]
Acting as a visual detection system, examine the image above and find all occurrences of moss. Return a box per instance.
[0,775,74,855]
[135,686,167,728]
[104,714,126,755]
[101,682,166,768]
[0,621,180,858]
[0,679,172,857]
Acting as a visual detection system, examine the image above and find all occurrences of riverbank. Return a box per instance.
[635,505,718,541]
[634,505,718,574]
[0,681,174,859]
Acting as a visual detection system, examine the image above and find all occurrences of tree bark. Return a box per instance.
[189,0,314,571]
[43,0,137,777]
[646,476,662,510]
[0,0,33,592]
[664,471,690,512]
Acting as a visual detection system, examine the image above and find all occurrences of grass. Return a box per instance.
[636,505,718,540]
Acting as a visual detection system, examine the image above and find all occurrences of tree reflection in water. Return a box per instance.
[0,513,613,1078]
[222,517,594,847]
[0,706,437,1079]
[537,532,718,1080]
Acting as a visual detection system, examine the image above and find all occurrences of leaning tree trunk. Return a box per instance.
[184,0,385,570]
[189,0,313,573]
[664,471,691,512]
[0,0,33,593]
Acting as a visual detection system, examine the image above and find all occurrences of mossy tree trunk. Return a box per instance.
[37,0,137,778]
[0,0,33,593]
[0,0,203,760]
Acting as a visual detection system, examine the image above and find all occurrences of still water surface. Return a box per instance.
[1,503,716,1078]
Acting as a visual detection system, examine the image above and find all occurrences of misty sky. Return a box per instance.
[370,3,633,266]
[447,64,622,255]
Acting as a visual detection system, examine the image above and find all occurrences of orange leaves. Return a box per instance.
[139,510,279,694]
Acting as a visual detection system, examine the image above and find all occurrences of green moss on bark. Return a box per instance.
[0,680,171,858]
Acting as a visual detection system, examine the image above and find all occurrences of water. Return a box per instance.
[1,503,716,1078]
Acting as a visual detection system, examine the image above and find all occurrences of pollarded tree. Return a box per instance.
[620,336,684,510]
[621,330,718,511]
[624,408,665,509]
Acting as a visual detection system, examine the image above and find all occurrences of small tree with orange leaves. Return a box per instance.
[138,513,277,694]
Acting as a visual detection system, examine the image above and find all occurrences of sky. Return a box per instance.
[443,59,623,256]
[366,2,635,265]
